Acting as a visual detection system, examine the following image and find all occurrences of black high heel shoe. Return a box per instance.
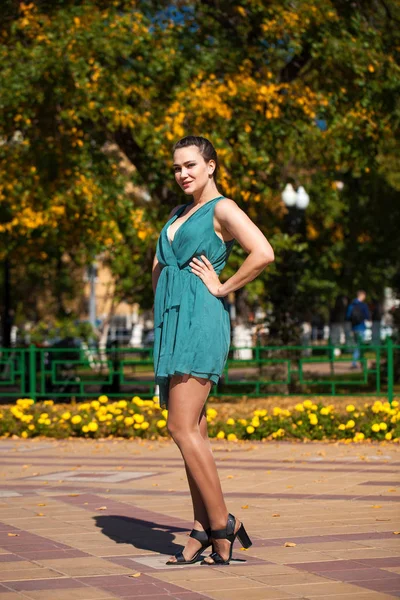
[201,513,252,565]
[166,527,211,565]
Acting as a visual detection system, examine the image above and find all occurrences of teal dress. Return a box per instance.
[153,195,235,409]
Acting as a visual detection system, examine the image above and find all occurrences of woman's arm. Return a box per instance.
[152,204,185,296]
[214,198,274,297]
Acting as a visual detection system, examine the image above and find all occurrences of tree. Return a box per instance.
[1,0,399,343]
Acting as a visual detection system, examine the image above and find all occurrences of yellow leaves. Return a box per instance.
[284,542,297,547]
[74,17,81,27]
[7,533,19,537]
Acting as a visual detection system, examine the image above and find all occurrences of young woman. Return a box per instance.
[152,136,274,565]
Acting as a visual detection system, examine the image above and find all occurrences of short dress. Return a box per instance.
[153,195,235,408]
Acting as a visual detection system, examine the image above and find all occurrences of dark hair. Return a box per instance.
[173,136,219,182]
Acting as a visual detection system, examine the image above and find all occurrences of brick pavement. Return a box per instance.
[0,437,399,599]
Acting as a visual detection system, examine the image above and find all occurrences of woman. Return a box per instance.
[152,136,274,565]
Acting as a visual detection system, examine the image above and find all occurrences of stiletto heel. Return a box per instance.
[166,527,211,565]
[201,513,252,565]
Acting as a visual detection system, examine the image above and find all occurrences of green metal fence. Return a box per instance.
[0,339,398,404]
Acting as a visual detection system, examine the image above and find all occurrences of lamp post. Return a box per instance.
[268,183,311,345]
[282,183,310,234]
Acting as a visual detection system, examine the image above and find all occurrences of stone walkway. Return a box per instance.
[0,437,399,599]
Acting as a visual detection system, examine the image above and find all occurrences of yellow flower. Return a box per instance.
[140,422,149,430]
[98,395,108,403]
[251,417,260,427]
[134,413,144,424]
[28,424,35,430]
[338,424,346,431]
[380,422,387,431]
[346,420,355,429]
[246,425,255,434]
[392,401,399,408]
[82,425,89,433]
[44,419,51,425]
[88,422,98,432]
[118,400,127,408]
[116,415,124,421]
[272,428,285,438]
[61,411,71,420]
[162,409,168,419]
[156,419,166,428]
[21,431,28,438]
[43,400,54,406]
[385,432,392,440]
[71,415,82,424]
[303,400,313,409]
[133,397,144,406]
[91,400,100,410]
[309,414,318,425]
[206,408,218,419]
[311,404,318,411]
[134,423,141,429]
[346,404,355,412]
[40,413,48,419]
[227,433,237,441]
[273,407,281,416]
[353,432,365,442]
[226,418,235,425]
[124,417,134,426]
[371,423,380,433]
[216,431,225,439]
[320,407,329,415]
[238,418,248,426]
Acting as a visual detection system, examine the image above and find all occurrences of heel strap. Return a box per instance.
[189,527,211,543]
[210,513,235,539]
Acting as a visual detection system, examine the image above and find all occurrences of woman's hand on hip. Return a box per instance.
[189,255,224,297]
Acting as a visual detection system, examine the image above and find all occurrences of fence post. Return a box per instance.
[387,337,394,406]
[29,344,36,403]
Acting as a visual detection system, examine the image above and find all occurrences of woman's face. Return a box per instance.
[173,145,214,195]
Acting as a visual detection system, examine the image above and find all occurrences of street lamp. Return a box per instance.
[282,183,310,236]
[282,183,310,210]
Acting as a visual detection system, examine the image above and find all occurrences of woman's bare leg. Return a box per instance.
[166,374,240,563]
[168,405,210,562]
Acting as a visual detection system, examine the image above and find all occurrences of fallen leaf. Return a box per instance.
[240,547,249,551]
[286,486,293,489]
[272,513,280,517]
[7,533,19,537]
[68,494,80,497]
[284,542,297,547]
[372,505,382,509]
[241,504,249,509]
[36,513,44,517]
[388,489,397,492]
[393,532,400,535]
[376,518,390,522]
[226,475,234,479]
[152,483,159,487]
[37,503,46,506]
[95,506,107,510]
[129,573,141,577]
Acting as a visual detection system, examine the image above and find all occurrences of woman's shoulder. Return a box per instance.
[214,197,240,217]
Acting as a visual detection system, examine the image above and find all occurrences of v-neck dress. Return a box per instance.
[153,195,235,409]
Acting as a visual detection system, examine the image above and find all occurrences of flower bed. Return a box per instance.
[1,396,399,442]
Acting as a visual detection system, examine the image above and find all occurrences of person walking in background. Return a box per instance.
[346,290,370,369]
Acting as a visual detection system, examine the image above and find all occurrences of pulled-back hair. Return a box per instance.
[173,136,219,182]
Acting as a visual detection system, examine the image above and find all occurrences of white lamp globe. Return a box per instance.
[282,183,297,207]
[296,186,310,209]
